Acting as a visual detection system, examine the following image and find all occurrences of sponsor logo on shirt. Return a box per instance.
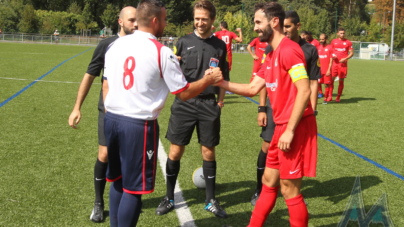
[209,58,219,68]
[319,55,328,58]
[335,48,346,52]
[266,79,278,91]
[169,55,176,63]
[187,46,195,50]
[275,58,278,67]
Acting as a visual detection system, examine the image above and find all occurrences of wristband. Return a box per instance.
[218,101,224,108]
[314,110,318,116]
[258,106,267,113]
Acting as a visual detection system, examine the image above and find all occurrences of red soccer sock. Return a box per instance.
[285,194,309,227]
[318,85,323,94]
[329,83,334,99]
[338,80,344,96]
[324,87,329,99]
[248,185,279,227]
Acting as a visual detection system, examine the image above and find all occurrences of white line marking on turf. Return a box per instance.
[0,77,101,84]
[158,140,196,227]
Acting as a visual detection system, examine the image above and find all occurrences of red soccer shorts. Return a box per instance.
[320,74,333,84]
[250,60,262,82]
[332,62,347,79]
[266,115,317,179]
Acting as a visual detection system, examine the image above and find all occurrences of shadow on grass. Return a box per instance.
[302,175,382,204]
[324,96,376,104]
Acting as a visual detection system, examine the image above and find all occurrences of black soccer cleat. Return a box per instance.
[251,190,260,206]
[205,199,228,219]
[90,202,104,223]
[156,196,174,215]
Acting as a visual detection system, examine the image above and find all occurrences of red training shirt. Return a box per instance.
[307,39,320,48]
[317,44,333,75]
[249,38,268,61]
[215,30,238,55]
[257,38,313,125]
[331,38,353,61]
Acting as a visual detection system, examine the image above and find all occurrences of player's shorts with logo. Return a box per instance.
[166,95,221,147]
[260,98,276,142]
[104,112,159,195]
[266,115,317,179]
[332,62,348,78]
[98,89,107,146]
[319,74,333,85]
[251,60,262,82]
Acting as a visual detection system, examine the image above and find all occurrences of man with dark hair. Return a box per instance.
[155,0,229,219]
[306,31,320,48]
[318,33,334,104]
[214,21,243,71]
[68,6,137,223]
[300,30,307,40]
[214,2,317,226]
[330,27,353,102]
[103,0,223,226]
[250,10,320,207]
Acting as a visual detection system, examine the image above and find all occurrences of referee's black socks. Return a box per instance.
[256,150,267,193]
[203,160,217,202]
[166,158,180,200]
[94,158,108,205]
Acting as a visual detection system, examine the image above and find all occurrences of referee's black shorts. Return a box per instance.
[98,90,107,146]
[260,98,275,142]
[166,95,221,147]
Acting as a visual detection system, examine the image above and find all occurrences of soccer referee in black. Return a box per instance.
[251,10,321,206]
[156,0,229,219]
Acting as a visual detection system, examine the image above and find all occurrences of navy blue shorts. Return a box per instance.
[104,112,159,195]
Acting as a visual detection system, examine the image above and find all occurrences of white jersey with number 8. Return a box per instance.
[103,31,189,120]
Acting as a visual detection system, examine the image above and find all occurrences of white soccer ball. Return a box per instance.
[192,167,206,189]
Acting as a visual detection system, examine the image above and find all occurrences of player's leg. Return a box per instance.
[323,75,332,104]
[118,193,142,227]
[336,64,347,102]
[281,178,309,227]
[90,109,109,222]
[329,64,339,102]
[197,98,227,218]
[318,76,324,98]
[157,98,196,215]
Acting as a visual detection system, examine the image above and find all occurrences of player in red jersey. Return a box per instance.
[317,33,333,104]
[213,2,317,226]
[247,37,268,82]
[306,31,319,48]
[330,27,353,102]
[214,21,243,71]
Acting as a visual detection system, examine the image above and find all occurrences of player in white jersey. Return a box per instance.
[102,1,223,226]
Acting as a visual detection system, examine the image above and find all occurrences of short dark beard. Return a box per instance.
[258,25,273,42]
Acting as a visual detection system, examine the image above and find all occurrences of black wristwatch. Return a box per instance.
[314,110,318,116]
[258,106,267,113]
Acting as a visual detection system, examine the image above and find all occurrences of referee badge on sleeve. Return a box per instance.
[209,58,219,68]
[169,55,176,63]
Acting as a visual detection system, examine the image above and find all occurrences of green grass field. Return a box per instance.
[1,42,404,227]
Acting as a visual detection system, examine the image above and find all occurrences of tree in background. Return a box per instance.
[101,4,119,31]
[18,4,38,33]
[76,3,98,34]
[67,2,82,15]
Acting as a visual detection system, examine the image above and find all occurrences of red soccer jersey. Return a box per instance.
[257,38,314,125]
[249,38,268,60]
[317,44,333,75]
[215,30,238,55]
[307,39,319,48]
[331,38,353,61]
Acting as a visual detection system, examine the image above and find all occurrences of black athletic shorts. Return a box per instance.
[166,95,221,147]
[260,98,275,142]
[98,89,107,146]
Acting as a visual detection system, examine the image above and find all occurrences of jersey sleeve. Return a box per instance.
[231,32,238,40]
[348,40,353,50]
[86,42,106,77]
[283,46,308,83]
[309,48,321,80]
[249,38,257,47]
[160,46,189,94]
[256,59,268,79]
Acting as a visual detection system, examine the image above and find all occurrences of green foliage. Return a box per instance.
[340,15,367,40]
[100,4,119,30]
[67,2,82,15]
[220,10,252,44]
[18,4,38,33]
[77,3,94,30]
[384,21,404,49]
[0,0,25,32]
[35,10,80,34]
[296,6,331,39]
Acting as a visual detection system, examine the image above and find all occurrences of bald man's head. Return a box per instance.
[118,6,137,35]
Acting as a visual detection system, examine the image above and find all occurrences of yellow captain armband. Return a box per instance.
[261,54,266,64]
[173,46,177,54]
[288,64,308,83]
[317,58,321,67]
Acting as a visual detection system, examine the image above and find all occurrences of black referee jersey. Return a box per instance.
[86,35,119,111]
[174,31,230,97]
[264,38,321,80]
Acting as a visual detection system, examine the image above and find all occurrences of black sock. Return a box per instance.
[203,160,217,202]
[94,159,108,205]
[256,149,267,193]
[166,158,180,200]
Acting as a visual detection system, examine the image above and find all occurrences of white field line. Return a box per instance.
[158,140,196,227]
[0,77,101,84]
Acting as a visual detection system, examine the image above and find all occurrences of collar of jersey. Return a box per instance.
[194,30,214,39]
[135,30,158,40]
